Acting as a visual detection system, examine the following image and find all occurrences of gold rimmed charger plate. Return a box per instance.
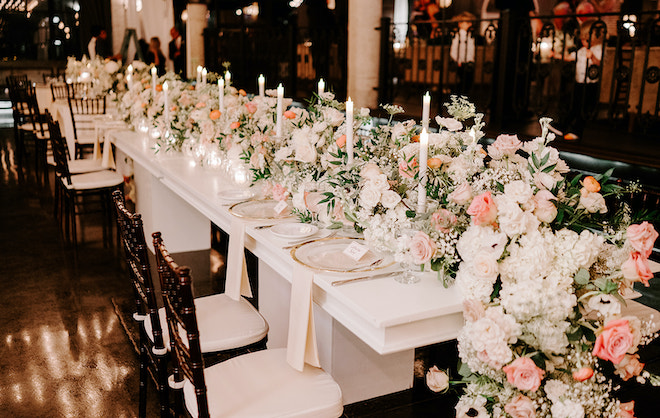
[228,199,295,221]
[290,237,394,273]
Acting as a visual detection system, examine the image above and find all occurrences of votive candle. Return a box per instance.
[276,83,284,137]
[196,65,202,84]
[418,129,428,212]
[258,74,265,97]
[225,70,231,85]
[346,97,354,164]
[201,68,207,85]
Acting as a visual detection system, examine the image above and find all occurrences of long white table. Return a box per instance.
[111,129,464,403]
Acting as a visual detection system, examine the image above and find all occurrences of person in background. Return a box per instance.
[168,27,185,76]
[88,25,107,59]
[563,19,604,141]
[146,37,166,76]
[450,11,476,96]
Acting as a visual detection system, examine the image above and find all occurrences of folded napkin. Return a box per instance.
[101,129,116,169]
[286,263,321,371]
[225,219,254,301]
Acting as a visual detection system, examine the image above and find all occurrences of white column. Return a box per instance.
[186,3,208,78]
[347,0,382,109]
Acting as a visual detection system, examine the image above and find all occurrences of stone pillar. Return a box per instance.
[347,0,382,108]
[186,3,208,78]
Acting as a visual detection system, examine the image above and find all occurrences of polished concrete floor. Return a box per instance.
[3,123,660,417]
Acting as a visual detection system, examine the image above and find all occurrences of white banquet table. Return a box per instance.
[110,129,465,404]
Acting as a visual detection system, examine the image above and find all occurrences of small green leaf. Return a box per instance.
[405,210,416,218]
[574,268,590,285]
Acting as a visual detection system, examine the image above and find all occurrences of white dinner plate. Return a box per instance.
[229,199,293,220]
[290,237,393,273]
[218,189,255,203]
[270,222,319,240]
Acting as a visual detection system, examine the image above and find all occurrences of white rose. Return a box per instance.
[504,180,533,205]
[534,172,557,190]
[435,116,463,132]
[448,182,472,205]
[472,253,499,280]
[533,190,557,223]
[371,174,390,192]
[359,107,370,117]
[426,366,449,392]
[380,190,401,209]
[274,146,292,161]
[360,185,381,209]
[322,108,345,126]
[578,191,607,214]
[292,131,318,163]
[360,162,382,180]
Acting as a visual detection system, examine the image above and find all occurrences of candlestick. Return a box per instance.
[418,129,428,212]
[163,81,169,122]
[276,83,284,137]
[225,70,231,85]
[258,74,265,97]
[218,79,224,112]
[151,66,157,97]
[196,65,202,84]
[201,68,207,85]
[318,78,325,95]
[422,91,430,131]
[345,97,354,164]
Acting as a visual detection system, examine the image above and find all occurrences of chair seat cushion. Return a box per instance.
[144,293,268,353]
[68,159,106,174]
[183,348,343,418]
[63,170,123,190]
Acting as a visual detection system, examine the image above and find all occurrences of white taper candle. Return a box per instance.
[418,129,428,212]
[276,83,284,137]
[346,97,354,164]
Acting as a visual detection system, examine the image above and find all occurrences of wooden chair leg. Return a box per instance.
[138,341,148,418]
[156,354,170,418]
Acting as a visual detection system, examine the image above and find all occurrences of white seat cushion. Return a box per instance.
[144,293,268,353]
[183,348,343,418]
[68,159,106,174]
[63,170,123,190]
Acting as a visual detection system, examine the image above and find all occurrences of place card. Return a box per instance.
[273,199,288,215]
[343,241,369,261]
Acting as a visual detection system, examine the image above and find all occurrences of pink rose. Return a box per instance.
[448,183,472,205]
[618,401,636,418]
[614,354,644,381]
[533,190,557,223]
[431,209,457,233]
[627,222,658,258]
[621,252,654,287]
[409,231,436,264]
[272,184,289,201]
[462,299,485,322]
[504,394,536,418]
[593,319,634,364]
[398,158,419,179]
[467,191,498,226]
[195,101,206,108]
[572,367,594,382]
[425,366,449,392]
[502,357,545,392]
[491,134,522,156]
[245,102,257,114]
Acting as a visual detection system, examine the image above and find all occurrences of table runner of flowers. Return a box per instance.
[75,58,660,417]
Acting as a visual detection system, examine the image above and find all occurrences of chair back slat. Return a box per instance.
[50,82,69,101]
[66,81,95,99]
[46,112,73,185]
[152,232,210,418]
[67,96,106,141]
[112,191,165,350]
[6,74,29,90]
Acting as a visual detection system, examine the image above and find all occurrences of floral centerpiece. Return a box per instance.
[65,55,123,96]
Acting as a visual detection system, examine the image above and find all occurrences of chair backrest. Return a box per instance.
[66,81,94,99]
[6,74,29,90]
[113,191,166,351]
[46,112,73,185]
[152,232,210,418]
[67,95,107,141]
[9,84,47,136]
[50,82,69,101]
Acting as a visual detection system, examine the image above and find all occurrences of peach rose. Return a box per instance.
[272,184,289,201]
[627,222,658,258]
[448,183,473,205]
[425,366,449,392]
[582,175,601,193]
[170,105,178,112]
[411,134,420,143]
[230,121,241,130]
[245,102,257,114]
[431,209,457,233]
[284,110,296,119]
[209,109,222,120]
[398,158,419,179]
[195,101,206,108]
[491,134,522,156]
[618,401,636,418]
[621,251,654,287]
[467,191,498,226]
[336,134,346,148]
[155,84,162,92]
[504,394,536,418]
[572,367,594,381]
[593,319,634,364]
[409,231,436,264]
[427,157,443,169]
[238,89,247,96]
[502,357,545,392]
[614,354,644,381]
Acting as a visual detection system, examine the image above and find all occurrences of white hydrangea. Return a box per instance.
[551,400,585,418]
